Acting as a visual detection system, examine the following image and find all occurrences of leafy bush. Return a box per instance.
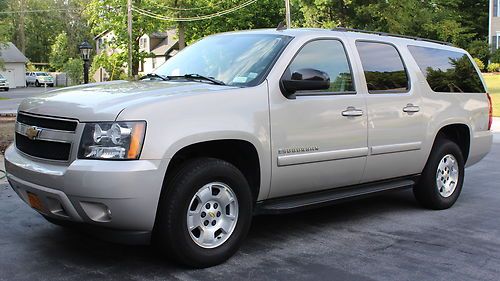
[89,52,127,82]
[487,63,500,73]
[473,58,485,71]
[467,40,490,64]
[63,58,83,85]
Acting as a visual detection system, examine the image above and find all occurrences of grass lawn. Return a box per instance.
[0,97,9,100]
[483,74,500,117]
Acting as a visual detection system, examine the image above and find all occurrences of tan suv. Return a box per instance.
[4,28,493,267]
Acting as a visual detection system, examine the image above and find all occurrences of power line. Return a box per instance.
[131,0,258,22]
[0,8,82,14]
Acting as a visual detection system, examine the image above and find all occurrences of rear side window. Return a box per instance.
[287,39,355,94]
[356,41,409,93]
[408,45,485,93]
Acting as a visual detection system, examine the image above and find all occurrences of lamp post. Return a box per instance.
[78,40,93,84]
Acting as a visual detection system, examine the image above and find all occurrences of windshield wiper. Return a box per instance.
[139,73,169,81]
[167,74,226,86]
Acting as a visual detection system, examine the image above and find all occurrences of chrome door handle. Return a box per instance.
[403,104,420,113]
[342,107,364,117]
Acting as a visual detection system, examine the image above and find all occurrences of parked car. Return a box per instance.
[25,71,54,87]
[0,73,9,91]
[5,28,493,268]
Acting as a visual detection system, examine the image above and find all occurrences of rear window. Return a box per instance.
[356,41,409,93]
[408,45,485,93]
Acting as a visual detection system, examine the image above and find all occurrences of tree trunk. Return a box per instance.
[178,22,186,50]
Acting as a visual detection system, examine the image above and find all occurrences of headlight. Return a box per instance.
[78,121,146,160]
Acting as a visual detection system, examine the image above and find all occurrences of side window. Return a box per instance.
[286,39,355,94]
[408,45,486,93]
[356,41,409,93]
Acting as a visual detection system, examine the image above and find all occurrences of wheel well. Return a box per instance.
[164,140,261,202]
[436,124,470,162]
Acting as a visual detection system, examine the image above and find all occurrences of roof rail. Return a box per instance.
[332,27,453,46]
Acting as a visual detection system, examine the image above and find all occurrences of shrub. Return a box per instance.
[467,40,490,64]
[63,58,83,85]
[89,52,126,82]
[473,58,485,71]
[487,63,500,73]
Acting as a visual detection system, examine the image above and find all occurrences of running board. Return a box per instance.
[255,177,416,215]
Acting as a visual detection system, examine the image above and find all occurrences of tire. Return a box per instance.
[413,137,465,210]
[155,158,253,268]
[35,80,40,87]
[5,88,8,92]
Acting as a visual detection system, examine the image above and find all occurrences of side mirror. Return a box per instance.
[281,68,330,96]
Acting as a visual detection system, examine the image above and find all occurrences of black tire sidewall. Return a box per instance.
[415,138,465,209]
[156,158,253,267]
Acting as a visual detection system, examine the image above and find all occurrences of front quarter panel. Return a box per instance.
[116,82,272,200]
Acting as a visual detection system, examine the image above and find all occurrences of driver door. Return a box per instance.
[268,38,368,198]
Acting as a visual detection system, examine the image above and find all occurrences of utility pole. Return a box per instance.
[18,0,26,54]
[285,0,291,28]
[127,0,133,78]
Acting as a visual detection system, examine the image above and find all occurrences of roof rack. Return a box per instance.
[332,27,453,46]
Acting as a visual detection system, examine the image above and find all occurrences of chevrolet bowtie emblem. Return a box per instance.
[26,126,41,140]
[208,212,216,218]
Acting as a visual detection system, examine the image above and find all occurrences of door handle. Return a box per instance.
[342,107,364,117]
[403,104,420,113]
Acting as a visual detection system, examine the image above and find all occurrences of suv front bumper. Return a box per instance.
[4,145,168,244]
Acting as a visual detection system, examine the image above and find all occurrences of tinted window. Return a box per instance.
[286,40,354,94]
[356,41,409,93]
[408,46,486,93]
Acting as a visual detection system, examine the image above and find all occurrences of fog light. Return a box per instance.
[80,201,112,223]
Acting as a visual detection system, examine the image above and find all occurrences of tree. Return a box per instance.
[467,40,490,65]
[63,57,83,84]
[49,32,70,71]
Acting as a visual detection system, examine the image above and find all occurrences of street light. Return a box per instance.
[78,40,93,84]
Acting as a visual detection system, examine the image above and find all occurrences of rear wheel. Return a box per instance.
[155,158,253,268]
[35,80,40,87]
[413,137,465,210]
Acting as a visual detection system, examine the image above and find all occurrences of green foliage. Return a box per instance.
[63,57,83,85]
[473,58,485,71]
[49,32,70,71]
[488,63,500,73]
[89,52,127,81]
[491,49,500,64]
[467,40,490,64]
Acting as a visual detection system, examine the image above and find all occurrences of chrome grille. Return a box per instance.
[15,113,78,161]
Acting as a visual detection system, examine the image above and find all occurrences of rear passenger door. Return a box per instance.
[353,41,426,183]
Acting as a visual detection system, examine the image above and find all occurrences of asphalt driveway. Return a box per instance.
[0,87,54,114]
[0,135,499,281]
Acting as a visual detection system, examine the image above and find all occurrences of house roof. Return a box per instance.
[0,43,28,63]
[149,32,170,39]
[94,30,111,40]
[151,38,179,56]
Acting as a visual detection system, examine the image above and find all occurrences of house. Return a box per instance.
[94,29,179,74]
[138,30,179,73]
[490,0,500,51]
[0,42,28,88]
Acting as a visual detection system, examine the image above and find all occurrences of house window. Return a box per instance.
[152,57,156,69]
[140,38,147,49]
[495,0,499,17]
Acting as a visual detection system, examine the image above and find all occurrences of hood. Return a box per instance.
[19,80,236,121]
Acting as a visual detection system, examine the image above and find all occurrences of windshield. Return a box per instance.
[36,72,49,76]
[155,33,291,87]
[0,74,4,79]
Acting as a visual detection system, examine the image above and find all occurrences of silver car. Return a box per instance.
[25,71,54,87]
[0,73,9,91]
[4,28,493,267]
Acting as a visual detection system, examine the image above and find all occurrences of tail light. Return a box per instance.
[487,93,493,131]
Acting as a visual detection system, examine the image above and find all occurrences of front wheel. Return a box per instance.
[35,80,40,87]
[413,137,465,210]
[155,158,253,268]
